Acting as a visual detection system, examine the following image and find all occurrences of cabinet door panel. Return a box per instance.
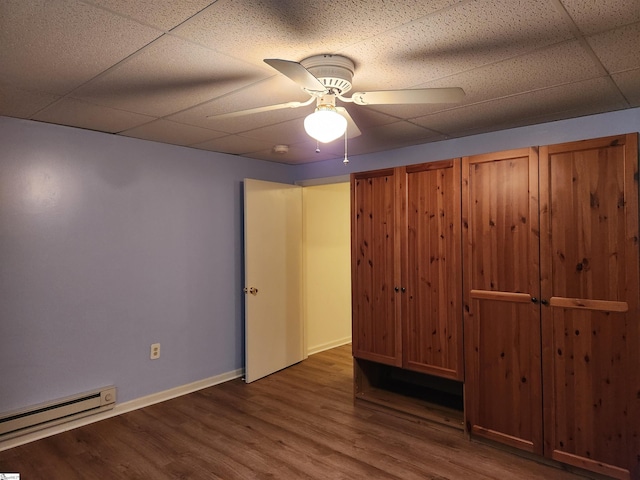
[403,160,462,379]
[540,134,639,479]
[463,148,543,455]
[351,169,402,366]
[470,296,540,452]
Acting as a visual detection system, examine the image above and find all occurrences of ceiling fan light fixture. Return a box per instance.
[304,105,347,143]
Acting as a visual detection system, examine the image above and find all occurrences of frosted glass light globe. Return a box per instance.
[304,108,347,143]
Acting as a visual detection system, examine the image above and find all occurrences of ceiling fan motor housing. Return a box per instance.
[301,54,354,94]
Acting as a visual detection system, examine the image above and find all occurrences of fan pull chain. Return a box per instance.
[343,128,349,165]
[315,140,320,153]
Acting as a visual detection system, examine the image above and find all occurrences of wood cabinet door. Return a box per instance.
[351,169,402,366]
[540,134,640,479]
[462,148,543,455]
[402,159,463,380]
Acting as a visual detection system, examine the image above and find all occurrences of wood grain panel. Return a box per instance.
[474,300,540,450]
[351,169,402,366]
[402,159,463,380]
[462,148,543,455]
[540,133,639,480]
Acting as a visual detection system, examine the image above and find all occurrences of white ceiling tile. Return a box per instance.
[0,0,161,95]
[512,103,629,128]
[613,69,640,107]
[344,121,443,156]
[172,0,464,66]
[71,35,268,117]
[342,0,575,90]
[193,135,274,155]
[239,117,310,144]
[32,98,155,133]
[363,103,453,124]
[2,0,638,164]
[84,0,213,30]
[245,142,342,165]
[560,0,640,35]
[413,77,627,135]
[166,75,314,132]
[340,106,403,130]
[120,119,226,146]
[368,39,605,118]
[0,84,60,118]
[587,22,640,73]
[184,107,309,135]
[430,40,604,98]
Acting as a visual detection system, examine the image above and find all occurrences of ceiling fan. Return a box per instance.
[208,54,465,144]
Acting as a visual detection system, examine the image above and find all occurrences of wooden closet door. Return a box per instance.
[540,134,639,479]
[462,148,543,454]
[403,159,463,380]
[351,169,402,366]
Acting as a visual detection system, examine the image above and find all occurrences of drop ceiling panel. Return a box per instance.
[192,108,309,136]
[587,22,640,73]
[166,75,311,131]
[560,0,640,35]
[368,39,605,119]
[192,135,274,155]
[239,118,310,144]
[71,35,268,117]
[32,98,155,133]
[0,84,59,118]
[121,119,226,146]
[172,0,465,66]
[84,0,213,30]
[613,70,640,107]
[0,0,161,95]
[337,106,405,130]
[196,131,347,164]
[345,121,444,157]
[342,0,575,90]
[444,39,605,96]
[245,141,343,165]
[413,77,627,135]
[2,0,638,164]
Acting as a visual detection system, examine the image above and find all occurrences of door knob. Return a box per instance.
[243,287,259,295]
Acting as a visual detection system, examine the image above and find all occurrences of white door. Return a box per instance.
[244,179,304,383]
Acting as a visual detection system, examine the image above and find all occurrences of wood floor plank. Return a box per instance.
[0,345,592,479]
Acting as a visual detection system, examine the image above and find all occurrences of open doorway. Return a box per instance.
[302,182,352,355]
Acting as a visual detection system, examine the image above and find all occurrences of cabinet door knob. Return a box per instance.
[394,286,400,292]
[540,299,548,305]
[401,287,406,293]
[531,297,538,303]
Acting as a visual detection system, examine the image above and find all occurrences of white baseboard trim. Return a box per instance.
[307,337,352,356]
[0,368,244,452]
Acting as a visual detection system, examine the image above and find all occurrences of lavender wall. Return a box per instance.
[293,107,640,181]
[0,117,292,412]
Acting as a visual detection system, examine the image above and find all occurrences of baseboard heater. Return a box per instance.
[0,386,116,440]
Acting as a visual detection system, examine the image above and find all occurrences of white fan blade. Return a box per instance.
[207,99,312,119]
[351,87,465,105]
[264,59,326,93]
[336,107,362,138]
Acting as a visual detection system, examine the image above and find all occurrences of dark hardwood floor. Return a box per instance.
[0,345,590,479]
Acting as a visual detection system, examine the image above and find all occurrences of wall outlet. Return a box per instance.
[150,343,161,359]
